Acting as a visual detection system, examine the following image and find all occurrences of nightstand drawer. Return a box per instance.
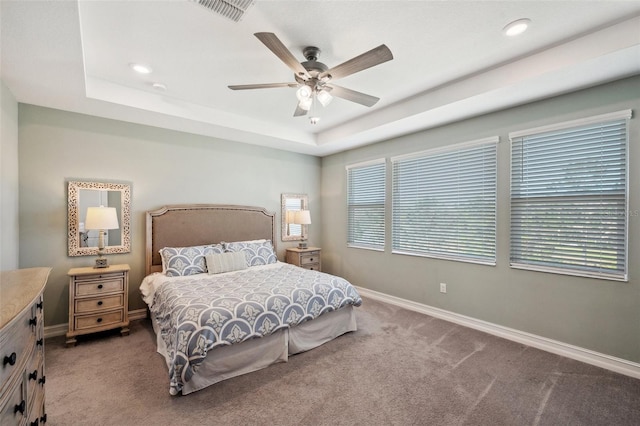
[74,310,124,331]
[75,294,124,314]
[75,276,124,296]
[301,263,320,271]
[300,252,320,265]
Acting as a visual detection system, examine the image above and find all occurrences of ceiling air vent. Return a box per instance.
[190,0,255,22]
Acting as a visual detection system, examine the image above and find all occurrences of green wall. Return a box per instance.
[1,80,19,270]
[18,105,321,326]
[321,76,640,363]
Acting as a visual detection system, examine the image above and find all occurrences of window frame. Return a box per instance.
[346,159,387,251]
[390,136,498,265]
[509,110,631,281]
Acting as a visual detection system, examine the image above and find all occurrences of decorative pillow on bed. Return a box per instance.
[160,244,224,277]
[223,239,277,266]
[205,251,248,274]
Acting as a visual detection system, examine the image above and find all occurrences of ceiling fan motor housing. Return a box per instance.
[295,46,330,88]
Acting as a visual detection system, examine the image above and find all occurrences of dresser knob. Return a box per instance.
[29,317,38,327]
[14,400,26,414]
[31,420,39,426]
[37,338,44,347]
[97,284,103,289]
[97,300,103,306]
[39,375,46,385]
[29,370,38,381]
[36,301,43,310]
[40,414,47,423]
[96,318,103,323]
[3,352,16,366]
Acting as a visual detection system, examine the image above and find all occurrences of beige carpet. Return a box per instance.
[45,297,640,425]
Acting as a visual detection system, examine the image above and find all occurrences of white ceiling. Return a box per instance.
[2,1,640,156]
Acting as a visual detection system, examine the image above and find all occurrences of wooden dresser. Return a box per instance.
[0,267,51,426]
[66,264,130,347]
[285,247,322,271]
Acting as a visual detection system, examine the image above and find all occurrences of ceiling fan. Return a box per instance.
[228,32,393,122]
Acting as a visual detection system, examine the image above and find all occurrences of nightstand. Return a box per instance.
[286,247,321,271]
[66,264,130,347]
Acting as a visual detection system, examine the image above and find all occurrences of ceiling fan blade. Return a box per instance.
[293,103,309,117]
[319,44,393,81]
[228,83,297,90]
[254,32,311,80]
[326,84,380,107]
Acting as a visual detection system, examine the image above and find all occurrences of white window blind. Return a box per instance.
[347,160,386,250]
[391,137,498,264]
[510,110,630,280]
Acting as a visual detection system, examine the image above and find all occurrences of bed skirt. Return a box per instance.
[151,305,357,395]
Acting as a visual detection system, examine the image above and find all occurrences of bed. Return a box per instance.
[140,204,362,395]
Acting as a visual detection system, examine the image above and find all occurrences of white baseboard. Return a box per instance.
[356,286,640,380]
[44,308,148,338]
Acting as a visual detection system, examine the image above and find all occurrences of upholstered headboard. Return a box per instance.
[145,204,276,275]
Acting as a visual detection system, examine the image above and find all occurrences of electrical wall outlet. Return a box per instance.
[440,283,447,293]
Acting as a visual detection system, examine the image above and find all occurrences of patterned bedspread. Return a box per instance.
[149,263,362,395]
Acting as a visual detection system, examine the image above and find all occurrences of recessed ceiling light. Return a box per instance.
[503,18,531,37]
[129,63,152,74]
[151,82,167,91]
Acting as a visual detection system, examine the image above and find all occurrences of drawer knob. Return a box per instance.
[41,414,47,423]
[39,375,46,385]
[37,338,44,347]
[3,352,16,366]
[14,400,26,415]
[97,284,104,289]
[29,370,38,381]
[29,317,38,327]
[37,301,43,310]
[97,300,103,306]
[96,317,103,323]
[31,420,39,426]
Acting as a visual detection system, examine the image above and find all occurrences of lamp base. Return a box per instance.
[298,242,308,249]
[94,258,109,269]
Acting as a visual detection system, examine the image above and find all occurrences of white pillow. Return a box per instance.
[205,251,248,274]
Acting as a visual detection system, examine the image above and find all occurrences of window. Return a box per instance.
[510,110,631,280]
[391,137,498,264]
[346,159,386,250]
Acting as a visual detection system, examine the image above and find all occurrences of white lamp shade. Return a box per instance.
[292,210,311,225]
[85,206,119,230]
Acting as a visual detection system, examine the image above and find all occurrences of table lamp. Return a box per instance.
[85,206,119,268]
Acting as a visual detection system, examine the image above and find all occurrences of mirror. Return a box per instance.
[68,180,131,256]
[281,193,308,242]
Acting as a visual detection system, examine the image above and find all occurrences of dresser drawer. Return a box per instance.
[0,373,26,425]
[75,275,124,296]
[0,308,34,387]
[26,346,43,407]
[75,294,123,314]
[74,310,124,331]
[300,251,320,265]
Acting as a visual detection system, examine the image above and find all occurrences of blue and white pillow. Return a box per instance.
[160,244,224,277]
[223,239,277,266]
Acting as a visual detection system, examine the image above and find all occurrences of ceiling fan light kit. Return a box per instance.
[228,32,393,123]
